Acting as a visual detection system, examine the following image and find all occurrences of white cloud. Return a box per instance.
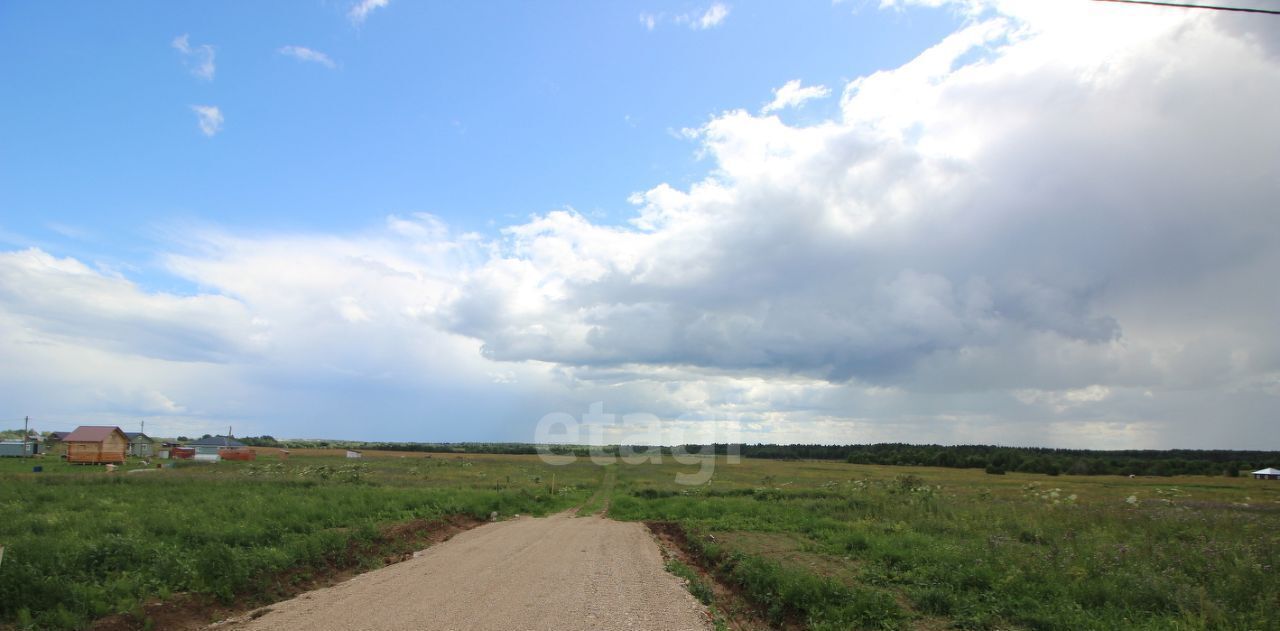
[488,371,518,384]
[171,34,216,81]
[691,3,730,29]
[1015,385,1111,413]
[348,0,390,24]
[190,105,223,137]
[334,296,372,323]
[0,248,260,363]
[278,45,337,69]
[650,4,730,31]
[761,79,831,113]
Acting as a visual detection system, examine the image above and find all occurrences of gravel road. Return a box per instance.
[221,513,712,631]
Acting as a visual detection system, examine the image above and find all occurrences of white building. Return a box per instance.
[1252,467,1280,480]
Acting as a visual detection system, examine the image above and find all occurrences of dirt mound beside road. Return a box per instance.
[218,513,711,631]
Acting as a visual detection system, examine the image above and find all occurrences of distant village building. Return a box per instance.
[345,449,363,459]
[63,426,129,464]
[0,439,34,457]
[0,431,40,457]
[124,432,154,458]
[170,446,196,460]
[1252,468,1280,480]
[186,435,254,462]
[43,432,69,455]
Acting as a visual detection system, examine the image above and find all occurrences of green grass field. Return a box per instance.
[0,453,601,629]
[609,457,1280,630]
[2,453,1278,630]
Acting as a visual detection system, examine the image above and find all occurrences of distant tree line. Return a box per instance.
[233,437,547,455]
[237,435,281,447]
[686,443,1273,477]
[213,436,1277,477]
[350,442,544,455]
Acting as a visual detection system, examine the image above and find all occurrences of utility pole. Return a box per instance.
[23,416,29,457]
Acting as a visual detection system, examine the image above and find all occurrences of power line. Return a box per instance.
[1093,0,1280,15]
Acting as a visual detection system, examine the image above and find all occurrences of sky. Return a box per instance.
[1,0,1278,448]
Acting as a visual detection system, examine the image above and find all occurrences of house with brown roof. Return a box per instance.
[63,426,129,464]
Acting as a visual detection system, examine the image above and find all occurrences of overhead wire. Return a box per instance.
[1093,0,1280,15]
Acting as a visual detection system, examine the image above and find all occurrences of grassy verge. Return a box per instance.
[664,558,715,606]
[651,520,899,630]
[575,464,616,516]
[611,457,1280,630]
[91,513,484,631]
[0,454,600,629]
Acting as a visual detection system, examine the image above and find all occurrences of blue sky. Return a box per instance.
[1,1,957,276]
[1,1,1278,448]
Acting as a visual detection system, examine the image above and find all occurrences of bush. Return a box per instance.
[912,586,957,615]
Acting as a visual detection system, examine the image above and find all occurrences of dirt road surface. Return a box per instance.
[220,513,712,631]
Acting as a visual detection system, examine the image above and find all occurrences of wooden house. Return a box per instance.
[63,426,128,464]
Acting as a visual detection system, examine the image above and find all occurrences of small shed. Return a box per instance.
[1252,468,1280,480]
[63,426,129,464]
[124,432,154,458]
[0,439,33,457]
[345,449,363,459]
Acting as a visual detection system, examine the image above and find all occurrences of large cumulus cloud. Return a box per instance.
[438,2,1280,398]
